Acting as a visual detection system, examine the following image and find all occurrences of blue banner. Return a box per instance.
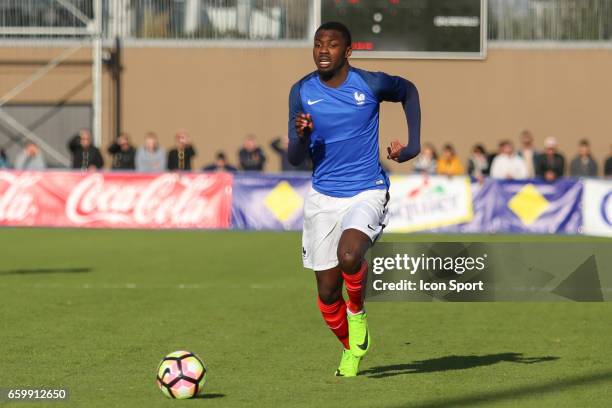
[433,179,582,234]
[231,175,583,234]
[231,173,311,230]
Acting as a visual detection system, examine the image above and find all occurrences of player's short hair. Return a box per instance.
[315,21,352,48]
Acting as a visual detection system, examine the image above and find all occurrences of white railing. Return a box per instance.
[1,0,611,44]
[488,0,612,41]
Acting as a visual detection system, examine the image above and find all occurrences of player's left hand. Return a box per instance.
[386,140,405,162]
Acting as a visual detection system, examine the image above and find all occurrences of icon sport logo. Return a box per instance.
[354,92,366,105]
[307,99,323,105]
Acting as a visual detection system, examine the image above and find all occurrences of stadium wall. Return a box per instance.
[1,47,611,172]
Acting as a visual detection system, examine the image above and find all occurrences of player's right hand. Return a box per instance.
[295,113,313,137]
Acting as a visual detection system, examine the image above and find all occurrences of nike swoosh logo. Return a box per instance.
[367,224,376,231]
[357,328,369,350]
[307,99,323,105]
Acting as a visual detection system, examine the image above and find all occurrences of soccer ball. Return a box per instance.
[156,350,207,399]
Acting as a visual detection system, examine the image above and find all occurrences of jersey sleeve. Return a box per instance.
[357,69,421,163]
[287,81,310,166]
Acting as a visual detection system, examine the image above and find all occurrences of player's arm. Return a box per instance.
[287,83,312,166]
[362,70,421,163]
[384,75,421,163]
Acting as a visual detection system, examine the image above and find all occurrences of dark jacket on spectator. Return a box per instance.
[605,157,612,177]
[270,138,312,172]
[0,148,9,168]
[202,163,237,172]
[68,136,104,169]
[167,145,196,171]
[569,155,598,177]
[239,147,266,171]
[108,143,136,170]
[536,153,565,178]
[467,156,490,178]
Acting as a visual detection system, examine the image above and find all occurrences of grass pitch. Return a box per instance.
[0,229,611,407]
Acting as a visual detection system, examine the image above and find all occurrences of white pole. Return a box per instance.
[92,0,103,147]
[311,0,321,39]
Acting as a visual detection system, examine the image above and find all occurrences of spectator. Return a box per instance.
[14,142,46,170]
[108,133,136,170]
[271,135,312,171]
[412,143,437,175]
[490,140,528,180]
[518,130,538,178]
[437,144,464,176]
[239,135,266,171]
[202,151,237,172]
[0,148,10,168]
[536,137,565,182]
[569,139,598,177]
[136,132,166,172]
[68,129,104,170]
[605,145,612,177]
[467,144,490,180]
[167,130,196,171]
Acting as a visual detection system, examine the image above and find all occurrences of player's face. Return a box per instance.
[313,30,351,77]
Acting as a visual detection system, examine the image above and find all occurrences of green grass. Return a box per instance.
[0,229,611,407]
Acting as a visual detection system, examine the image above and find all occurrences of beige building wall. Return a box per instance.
[1,46,611,173]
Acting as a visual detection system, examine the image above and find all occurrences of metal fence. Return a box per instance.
[1,0,611,42]
[108,0,312,40]
[0,0,93,37]
[0,0,312,41]
[489,0,612,41]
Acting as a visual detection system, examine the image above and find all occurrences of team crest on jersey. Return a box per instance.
[354,91,366,105]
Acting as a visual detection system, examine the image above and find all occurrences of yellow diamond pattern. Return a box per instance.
[508,184,550,225]
[264,181,304,223]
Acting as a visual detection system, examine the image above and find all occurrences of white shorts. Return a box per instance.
[302,187,389,271]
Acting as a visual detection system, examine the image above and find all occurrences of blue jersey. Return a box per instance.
[288,66,421,198]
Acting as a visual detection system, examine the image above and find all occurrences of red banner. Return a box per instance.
[0,171,233,229]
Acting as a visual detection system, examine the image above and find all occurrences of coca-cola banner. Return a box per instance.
[0,171,233,229]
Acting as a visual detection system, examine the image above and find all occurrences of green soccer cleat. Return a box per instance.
[335,349,361,377]
[347,311,370,358]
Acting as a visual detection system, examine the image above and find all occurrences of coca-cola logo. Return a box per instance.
[0,172,40,222]
[66,173,222,225]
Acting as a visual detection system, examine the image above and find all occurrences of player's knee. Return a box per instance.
[338,250,361,274]
[317,285,341,305]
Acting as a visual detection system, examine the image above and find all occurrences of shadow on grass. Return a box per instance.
[362,353,559,379]
[0,267,92,276]
[193,393,225,399]
[390,370,612,408]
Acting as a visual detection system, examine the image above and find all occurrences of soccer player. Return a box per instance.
[287,22,421,377]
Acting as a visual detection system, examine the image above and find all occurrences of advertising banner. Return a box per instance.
[582,179,612,237]
[477,179,582,234]
[0,171,233,229]
[386,175,474,232]
[231,174,311,230]
[427,179,583,234]
[0,171,596,235]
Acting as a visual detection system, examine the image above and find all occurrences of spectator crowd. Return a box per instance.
[0,128,611,179]
[412,130,612,181]
[0,129,312,174]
